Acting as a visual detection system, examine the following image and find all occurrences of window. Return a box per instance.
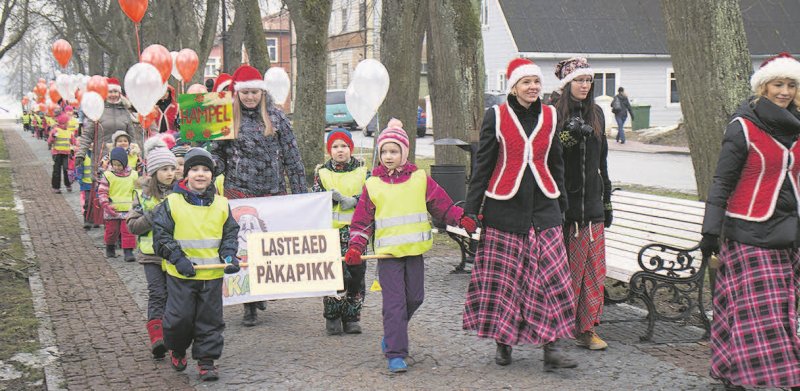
[359,1,367,29]
[341,62,350,87]
[341,8,348,32]
[328,64,338,89]
[266,38,278,63]
[668,70,680,103]
[204,57,220,78]
[480,0,489,26]
[497,71,507,93]
[592,71,618,98]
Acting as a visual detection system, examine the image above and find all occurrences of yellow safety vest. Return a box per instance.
[22,114,30,125]
[365,170,432,257]
[52,127,72,152]
[67,118,79,134]
[319,165,367,228]
[128,154,139,170]
[163,192,229,280]
[104,170,138,212]
[81,156,93,184]
[46,117,56,127]
[135,190,161,255]
[215,174,225,196]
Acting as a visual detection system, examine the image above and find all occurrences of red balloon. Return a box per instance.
[75,89,83,103]
[118,0,148,23]
[38,78,45,84]
[52,39,73,68]
[87,75,109,100]
[49,88,61,103]
[141,44,171,83]
[34,82,47,98]
[176,48,199,82]
[21,97,29,106]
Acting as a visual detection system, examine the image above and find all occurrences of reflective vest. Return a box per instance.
[135,190,161,255]
[726,117,800,222]
[128,154,139,171]
[485,102,560,200]
[67,118,79,134]
[22,114,30,125]
[81,156,93,184]
[45,117,56,128]
[319,165,368,228]
[215,174,225,196]
[104,170,138,212]
[163,192,229,280]
[52,127,72,152]
[365,170,432,257]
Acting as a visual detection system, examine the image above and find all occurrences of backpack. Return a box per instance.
[611,96,622,113]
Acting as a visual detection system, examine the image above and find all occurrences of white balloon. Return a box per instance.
[81,91,105,121]
[345,84,376,128]
[345,59,390,128]
[264,67,291,104]
[170,51,183,81]
[55,74,73,101]
[124,62,164,116]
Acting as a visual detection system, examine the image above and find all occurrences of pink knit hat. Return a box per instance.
[376,118,410,166]
[56,113,70,126]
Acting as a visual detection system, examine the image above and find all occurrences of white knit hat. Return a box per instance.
[554,57,594,90]
[506,58,543,94]
[750,52,800,92]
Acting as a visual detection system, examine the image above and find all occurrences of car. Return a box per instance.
[325,90,357,131]
[362,107,426,138]
[484,92,507,109]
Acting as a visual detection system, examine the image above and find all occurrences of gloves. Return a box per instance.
[699,234,720,258]
[460,213,480,234]
[173,257,196,277]
[344,247,362,266]
[338,195,357,210]
[222,255,240,274]
[330,189,343,202]
[104,205,119,218]
[75,156,84,168]
[604,210,613,228]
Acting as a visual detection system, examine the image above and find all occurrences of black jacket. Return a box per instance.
[559,103,611,225]
[465,95,567,234]
[613,94,634,119]
[702,98,800,249]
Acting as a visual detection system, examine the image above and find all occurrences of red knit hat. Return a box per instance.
[108,77,122,93]
[326,128,354,154]
[232,65,266,91]
[750,52,800,92]
[212,73,233,93]
[506,58,543,93]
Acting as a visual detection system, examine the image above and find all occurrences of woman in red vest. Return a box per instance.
[462,58,577,370]
[701,52,800,391]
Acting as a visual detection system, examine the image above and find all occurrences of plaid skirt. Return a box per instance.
[463,226,576,345]
[710,240,800,388]
[566,222,606,334]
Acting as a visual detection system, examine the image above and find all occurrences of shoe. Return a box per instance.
[52,188,61,194]
[543,342,578,371]
[574,330,608,350]
[343,321,362,334]
[197,359,219,381]
[381,337,387,353]
[254,301,267,311]
[105,244,117,258]
[146,320,166,359]
[495,342,512,366]
[93,224,100,228]
[83,220,92,230]
[387,357,408,373]
[242,304,257,327]
[123,248,136,262]
[169,351,187,372]
[66,185,73,192]
[326,318,343,335]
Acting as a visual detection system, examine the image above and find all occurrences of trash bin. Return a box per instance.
[631,105,651,130]
[430,164,466,203]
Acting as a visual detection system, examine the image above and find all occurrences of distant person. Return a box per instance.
[611,87,634,144]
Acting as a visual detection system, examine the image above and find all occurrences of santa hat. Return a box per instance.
[326,128,354,154]
[108,77,122,93]
[231,205,258,222]
[212,73,233,93]
[232,65,266,91]
[506,58,543,94]
[554,57,594,90]
[376,118,410,166]
[750,52,800,92]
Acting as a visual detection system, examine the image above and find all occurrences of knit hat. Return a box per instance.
[110,147,128,168]
[143,137,177,176]
[56,113,69,126]
[107,77,122,93]
[750,52,800,92]
[170,143,191,158]
[326,128,354,154]
[111,130,130,145]
[212,73,233,92]
[232,65,266,91]
[506,58,544,94]
[183,147,215,177]
[376,118,410,166]
[554,57,594,90]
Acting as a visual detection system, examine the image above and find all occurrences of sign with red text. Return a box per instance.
[177,91,234,141]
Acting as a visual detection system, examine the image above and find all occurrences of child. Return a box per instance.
[126,136,178,360]
[170,142,191,180]
[151,148,240,381]
[74,142,94,229]
[346,119,476,373]
[104,131,142,174]
[312,128,370,335]
[47,113,76,193]
[97,147,139,261]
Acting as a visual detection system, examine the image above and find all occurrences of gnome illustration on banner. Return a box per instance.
[232,205,268,259]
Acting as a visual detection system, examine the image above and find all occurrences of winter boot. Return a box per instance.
[105,244,117,258]
[146,319,166,359]
[242,303,257,327]
[169,350,187,372]
[543,342,578,371]
[254,301,267,311]
[343,321,362,334]
[197,359,219,381]
[387,357,408,373]
[83,219,92,230]
[495,342,512,366]
[326,318,343,335]
[123,248,136,262]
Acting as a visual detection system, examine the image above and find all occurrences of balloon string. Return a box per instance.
[135,23,142,61]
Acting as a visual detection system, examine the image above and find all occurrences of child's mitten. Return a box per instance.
[222,255,240,274]
[173,257,196,277]
[338,196,357,210]
[344,247,362,266]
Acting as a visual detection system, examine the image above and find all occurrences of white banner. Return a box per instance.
[222,192,333,306]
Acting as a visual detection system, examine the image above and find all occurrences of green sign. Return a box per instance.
[178,92,235,141]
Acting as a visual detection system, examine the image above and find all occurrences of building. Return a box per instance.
[323,0,382,90]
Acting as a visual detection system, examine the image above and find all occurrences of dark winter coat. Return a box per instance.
[702,98,800,249]
[612,93,634,119]
[465,95,567,234]
[126,177,173,264]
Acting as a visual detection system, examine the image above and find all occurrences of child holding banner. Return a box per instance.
[312,128,370,336]
[151,148,240,381]
[346,119,478,373]
[97,147,139,261]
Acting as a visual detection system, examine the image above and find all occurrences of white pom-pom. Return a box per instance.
[143,136,167,159]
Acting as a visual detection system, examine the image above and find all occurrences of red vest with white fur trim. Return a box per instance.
[726,117,800,222]
[485,102,560,200]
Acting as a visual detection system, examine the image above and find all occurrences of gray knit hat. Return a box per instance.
[111,130,131,144]
[143,137,177,176]
[183,147,215,178]
[170,144,191,157]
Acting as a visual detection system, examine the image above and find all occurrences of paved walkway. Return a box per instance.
[4,125,745,390]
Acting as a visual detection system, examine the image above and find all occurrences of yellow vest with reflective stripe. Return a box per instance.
[67,118,79,134]
[22,114,30,124]
[164,192,229,280]
[128,154,138,171]
[135,190,161,255]
[104,170,138,212]
[365,170,431,257]
[215,174,225,196]
[319,165,367,228]
[46,117,56,127]
[52,127,72,152]
[81,156,93,184]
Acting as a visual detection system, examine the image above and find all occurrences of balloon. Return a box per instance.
[38,78,45,84]
[264,67,291,104]
[34,82,47,98]
[170,51,182,81]
[124,62,163,115]
[52,39,73,68]
[118,0,147,23]
[346,59,390,128]
[186,83,207,94]
[81,91,105,121]
[48,88,61,103]
[141,44,171,83]
[175,49,199,82]
[55,74,74,101]
[75,89,83,103]
[345,85,376,128]
[87,75,109,100]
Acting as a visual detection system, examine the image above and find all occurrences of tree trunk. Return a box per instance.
[427,0,484,169]
[377,0,427,163]
[226,3,246,71]
[240,0,271,72]
[0,0,30,61]
[661,0,751,200]
[284,0,331,185]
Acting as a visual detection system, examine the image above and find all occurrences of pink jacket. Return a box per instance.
[97,167,134,220]
[348,163,463,253]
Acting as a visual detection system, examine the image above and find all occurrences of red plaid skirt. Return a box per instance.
[463,226,576,345]
[710,240,800,388]
[566,222,606,334]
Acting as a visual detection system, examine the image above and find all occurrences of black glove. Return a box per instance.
[173,257,196,277]
[604,210,613,228]
[222,255,240,274]
[699,234,720,258]
[75,156,84,168]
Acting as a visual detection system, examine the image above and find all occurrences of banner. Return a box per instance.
[222,192,333,306]
[177,92,234,142]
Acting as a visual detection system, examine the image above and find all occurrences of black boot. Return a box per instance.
[242,303,257,327]
[495,342,512,366]
[326,318,343,335]
[254,301,267,311]
[343,321,362,334]
[83,219,92,230]
[105,244,117,258]
[123,248,136,262]
[543,341,578,371]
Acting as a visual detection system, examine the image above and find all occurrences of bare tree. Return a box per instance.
[4,30,45,98]
[661,0,752,200]
[0,0,30,61]
[241,0,270,72]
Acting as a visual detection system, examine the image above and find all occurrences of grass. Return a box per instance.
[613,182,699,201]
